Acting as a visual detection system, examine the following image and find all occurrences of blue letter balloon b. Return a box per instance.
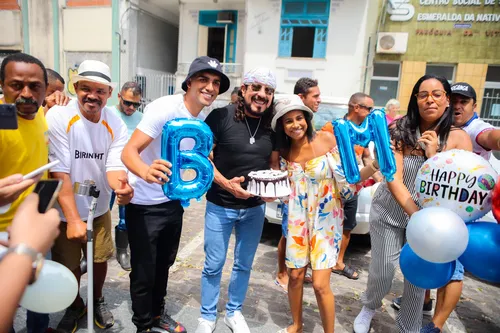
[161,118,214,207]
[333,109,396,184]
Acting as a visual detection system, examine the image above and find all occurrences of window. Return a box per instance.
[425,64,455,83]
[369,63,401,108]
[480,66,500,127]
[278,0,330,59]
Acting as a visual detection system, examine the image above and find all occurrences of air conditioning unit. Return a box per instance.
[376,32,409,54]
[216,11,234,24]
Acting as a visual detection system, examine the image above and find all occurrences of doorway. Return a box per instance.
[207,27,225,63]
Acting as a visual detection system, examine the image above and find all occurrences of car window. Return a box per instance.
[313,103,348,129]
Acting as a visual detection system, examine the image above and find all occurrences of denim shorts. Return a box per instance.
[281,203,289,237]
[451,260,464,281]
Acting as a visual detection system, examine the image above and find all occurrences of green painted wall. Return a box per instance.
[377,1,500,64]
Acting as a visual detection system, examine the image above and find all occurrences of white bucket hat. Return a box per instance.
[72,60,117,89]
[271,94,314,131]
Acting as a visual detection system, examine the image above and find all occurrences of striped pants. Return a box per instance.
[361,216,426,333]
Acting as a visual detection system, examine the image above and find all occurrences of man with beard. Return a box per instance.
[108,81,143,271]
[195,68,278,333]
[122,56,229,333]
[46,60,134,332]
[0,52,52,333]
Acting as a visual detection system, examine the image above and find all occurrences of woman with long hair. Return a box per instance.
[353,75,472,333]
[272,95,380,333]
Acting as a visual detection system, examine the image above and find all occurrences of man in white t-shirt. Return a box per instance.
[46,60,134,332]
[121,56,230,333]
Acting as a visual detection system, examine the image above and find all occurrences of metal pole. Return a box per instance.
[74,181,100,333]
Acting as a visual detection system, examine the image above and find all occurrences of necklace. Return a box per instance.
[244,116,262,145]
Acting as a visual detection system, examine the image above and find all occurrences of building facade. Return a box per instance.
[177,0,379,102]
[370,0,500,124]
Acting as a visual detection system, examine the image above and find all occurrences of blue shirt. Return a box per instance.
[109,105,143,139]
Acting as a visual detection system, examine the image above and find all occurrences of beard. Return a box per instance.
[244,96,270,117]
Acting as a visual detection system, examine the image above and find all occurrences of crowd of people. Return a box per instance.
[0,51,499,333]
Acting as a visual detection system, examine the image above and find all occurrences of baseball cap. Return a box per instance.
[271,94,314,131]
[451,82,477,102]
[72,60,116,89]
[181,56,230,94]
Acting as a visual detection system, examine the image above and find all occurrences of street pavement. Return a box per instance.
[14,199,500,332]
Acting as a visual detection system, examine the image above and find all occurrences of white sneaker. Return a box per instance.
[353,306,376,333]
[224,311,250,333]
[195,318,216,333]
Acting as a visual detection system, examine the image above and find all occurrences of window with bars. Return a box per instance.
[278,0,330,59]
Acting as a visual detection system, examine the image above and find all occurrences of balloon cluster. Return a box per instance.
[401,150,500,287]
[333,109,396,184]
[161,118,214,207]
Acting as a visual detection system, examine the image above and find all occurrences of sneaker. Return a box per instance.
[195,318,216,333]
[94,297,114,329]
[56,304,87,333]
[153,313,187,333]
[224,311,250,333]
[392,296,434,316]
[420,322,441,333]
[353,306,376,333]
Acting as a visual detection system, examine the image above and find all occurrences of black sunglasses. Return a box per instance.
[358,104,373,112]
[122,99,141,108]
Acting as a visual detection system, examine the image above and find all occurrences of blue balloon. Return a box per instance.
[332,109,396,184]
[459,222,500,283]
[400,244,456,289]
[161,118,214,207]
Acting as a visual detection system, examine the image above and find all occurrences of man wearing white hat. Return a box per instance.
[195,68,279,333]
[46,60,134,332]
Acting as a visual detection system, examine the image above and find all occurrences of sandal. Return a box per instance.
[274,278,288,294]
[332,264,359,280]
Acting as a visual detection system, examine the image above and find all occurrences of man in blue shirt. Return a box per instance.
[110,81,143,270]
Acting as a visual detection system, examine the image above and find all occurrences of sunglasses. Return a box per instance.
[121,99,141,108]
[415,90,447,101]
[248,84,275,96]
[350,103,373,112]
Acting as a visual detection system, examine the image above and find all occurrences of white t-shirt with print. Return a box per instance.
[462,116,495,160]
[130,93,206,205]
[46,99,128,221]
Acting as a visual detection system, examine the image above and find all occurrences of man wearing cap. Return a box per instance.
[121,56,229,333]
[46,60,134,332]
[452,82,500,159]
[195,68,278,333]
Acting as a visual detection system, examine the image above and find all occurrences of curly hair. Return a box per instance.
[234,88,274,131]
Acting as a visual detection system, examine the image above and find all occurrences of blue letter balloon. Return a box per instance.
[333,109,396,184]
[459,222,500,283]
[161,118,214,207]
[400,244,456,289]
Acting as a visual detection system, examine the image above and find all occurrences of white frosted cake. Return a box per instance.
[247,170,291,198]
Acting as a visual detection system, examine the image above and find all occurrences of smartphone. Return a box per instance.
[23,160,60,180]
[33,180,62,213]
[0,104,18,130]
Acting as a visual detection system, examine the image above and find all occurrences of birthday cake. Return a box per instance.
[247,170,291,198]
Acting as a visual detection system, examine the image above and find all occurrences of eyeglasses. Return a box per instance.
[121,99,141,108]
[248,84,275,96]
[415,90,447,101]
[350,103,373,112]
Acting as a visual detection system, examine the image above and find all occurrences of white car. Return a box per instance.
[265,100,500,232]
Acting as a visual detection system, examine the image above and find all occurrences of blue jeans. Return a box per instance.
[110,191,126,231]
[200,202,265,321]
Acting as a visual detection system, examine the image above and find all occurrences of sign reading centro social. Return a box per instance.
[388,0,500,22]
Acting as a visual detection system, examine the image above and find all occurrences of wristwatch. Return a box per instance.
[0,243,44,284]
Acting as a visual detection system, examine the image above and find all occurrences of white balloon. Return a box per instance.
[20,259,78,313]
[406,207,469,263]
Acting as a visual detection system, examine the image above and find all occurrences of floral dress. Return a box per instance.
[284,149,361,270]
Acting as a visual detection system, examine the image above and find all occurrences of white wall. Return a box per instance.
[29,0,54,68]
[245,0,372,98]
[62,7,112,52]
[0,11,22,50]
